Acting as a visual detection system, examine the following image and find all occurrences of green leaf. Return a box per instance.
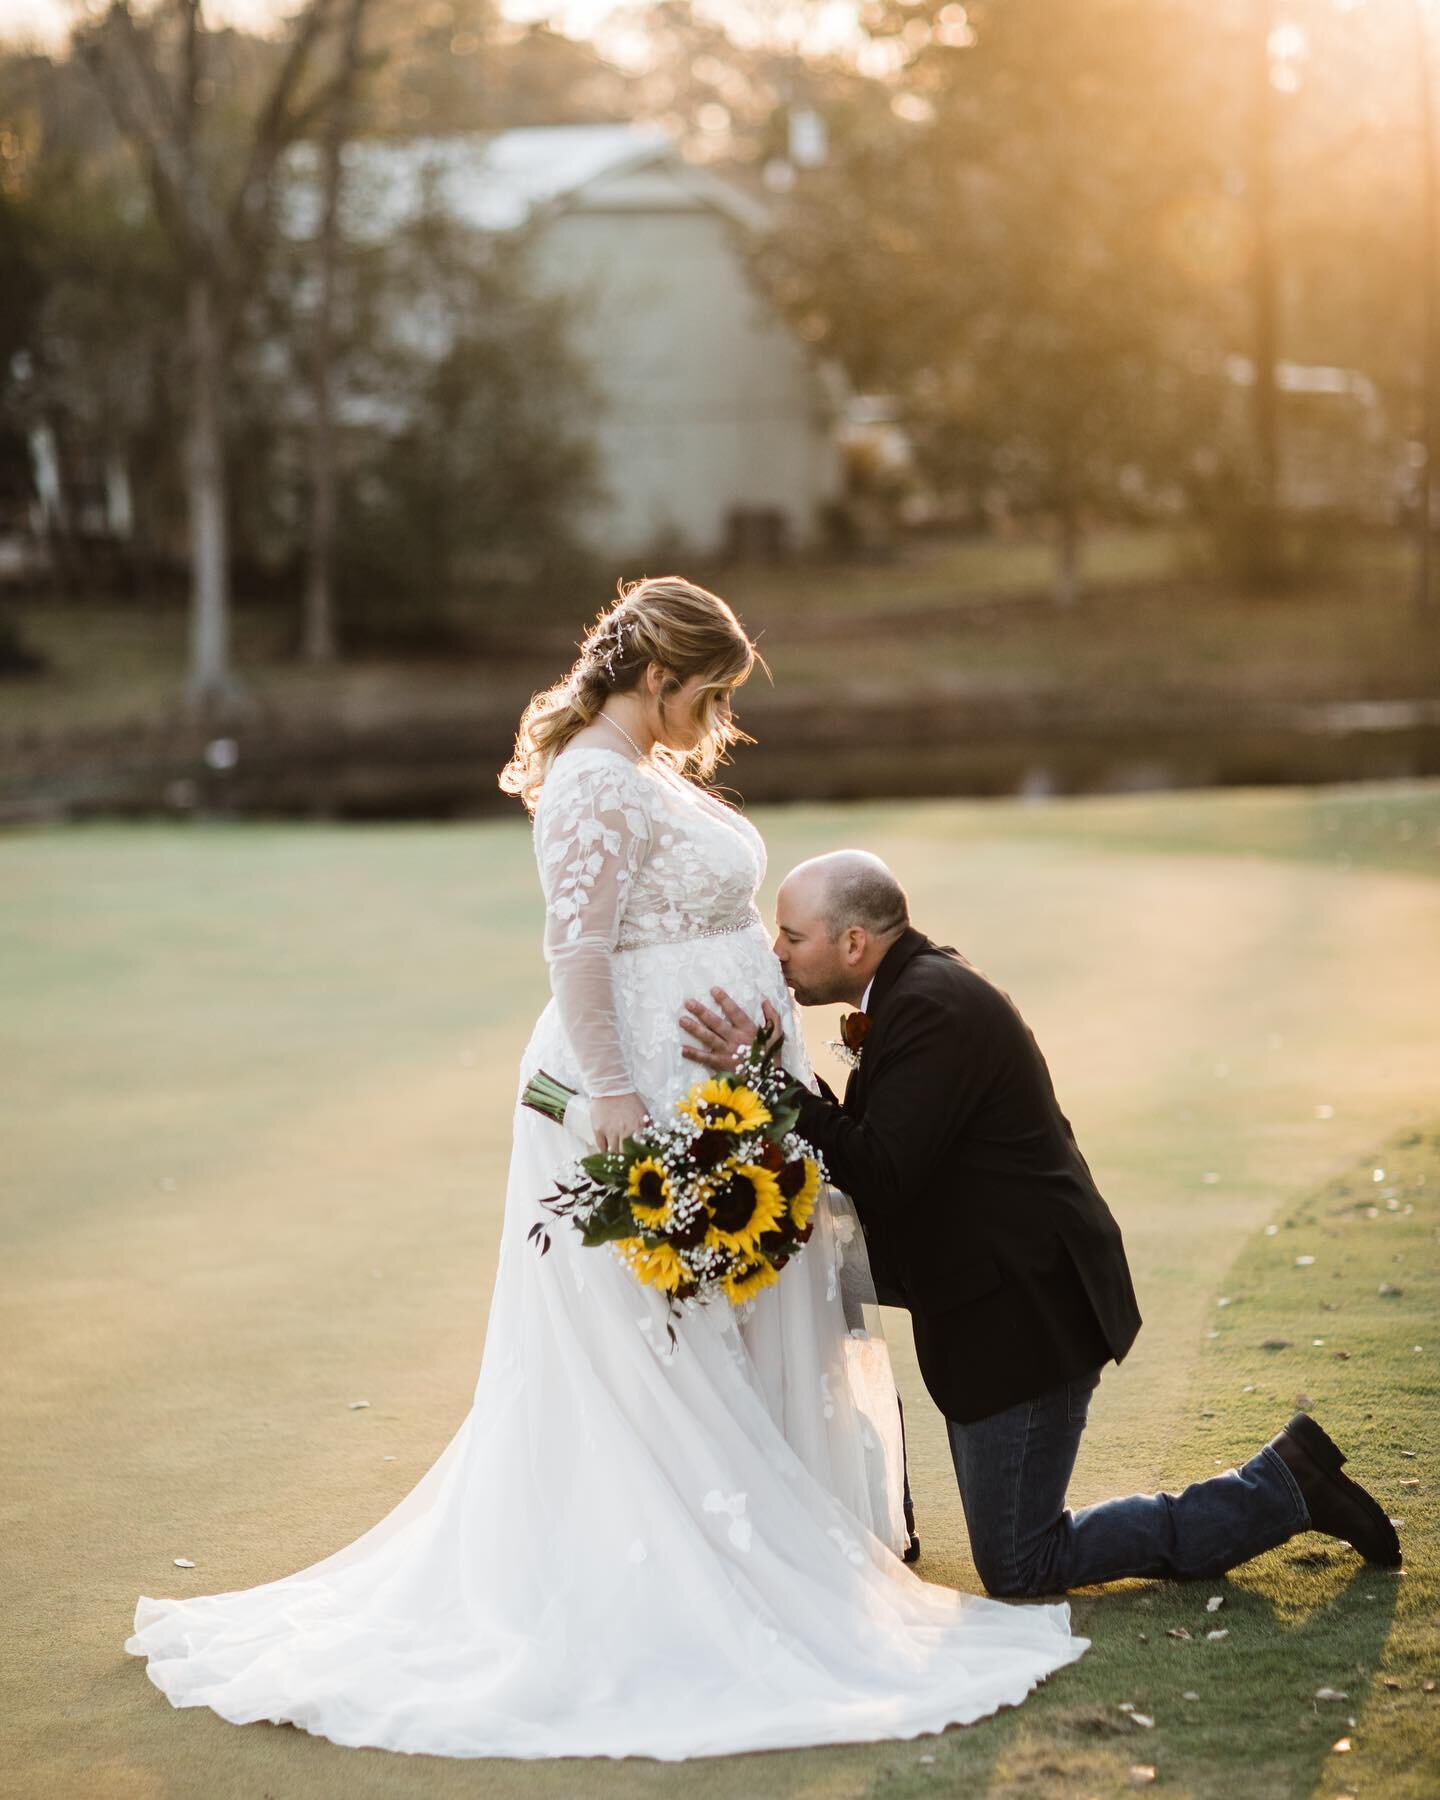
[580,1212,636,1248]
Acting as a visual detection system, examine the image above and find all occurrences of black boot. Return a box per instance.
[1267,1412,1402,1568]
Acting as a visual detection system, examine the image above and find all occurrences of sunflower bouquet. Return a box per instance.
[521,1036,824,1321]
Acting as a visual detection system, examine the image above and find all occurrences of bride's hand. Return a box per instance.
[591,1093,648,1153]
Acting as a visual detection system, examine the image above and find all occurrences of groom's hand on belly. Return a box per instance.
[680,990,785,1074]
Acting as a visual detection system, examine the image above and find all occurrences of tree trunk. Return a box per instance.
[1054,506,1081,607]
[302,311,340,663]
[302,0,369,664]
[1416,0,1437,619]
[184,272,237,713]
[1247,0,1282,580]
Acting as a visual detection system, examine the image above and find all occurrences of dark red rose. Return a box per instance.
[778,1159,810,1200]
[758,1140,784,1171]
[691,1128,734,1170]
[840,1011,871,1054]
[759,1217,796,1255]
[669,1206,711,1250]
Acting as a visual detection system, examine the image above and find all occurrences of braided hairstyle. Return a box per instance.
[499,576,758,812]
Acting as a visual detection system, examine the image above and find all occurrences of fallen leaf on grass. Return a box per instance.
[173,1557,196,1568]
[1333,1350,1351,1360]
[1130,1713,1155,1729]
[1206,1629,1229,1641]
[1182,1690,1199,1701]
[1399,1478,1419,1489]
[1422,1679,1436,1693]
[1295,1255,1316,1267]
[1315,1688,1349,1701]
[348,1400,371,1410]
[1381,1677,1402,1690]
[1296,1393,1313,1409]
[1129,1767,1156,1788]
[1333,1736,1352,1753]
[1166,1627,1192,1640]
[1206,1595,1224,1612]
[1378,1283,1403,1298]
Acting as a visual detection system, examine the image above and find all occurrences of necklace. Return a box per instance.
[599,711,652,762]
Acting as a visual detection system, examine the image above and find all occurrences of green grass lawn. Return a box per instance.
[2,781,1437,1799]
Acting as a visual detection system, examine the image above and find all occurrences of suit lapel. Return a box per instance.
[845,928,936,1115]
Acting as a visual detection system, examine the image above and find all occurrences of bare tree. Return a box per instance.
[301,0,371,664]
[77,0,356,713]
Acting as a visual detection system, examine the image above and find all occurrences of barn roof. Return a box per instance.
[287,124,769,241]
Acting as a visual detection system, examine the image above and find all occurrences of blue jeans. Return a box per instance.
[945,1369,1311,1596]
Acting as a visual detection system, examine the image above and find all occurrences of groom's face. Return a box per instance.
[772,875,856,1007]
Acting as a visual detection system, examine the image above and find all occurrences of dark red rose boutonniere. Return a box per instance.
[829,1009,871,1069]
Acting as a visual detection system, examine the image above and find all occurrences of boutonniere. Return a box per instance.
[827,1010,871,1070]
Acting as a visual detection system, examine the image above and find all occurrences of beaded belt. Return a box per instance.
[615,905,762,954]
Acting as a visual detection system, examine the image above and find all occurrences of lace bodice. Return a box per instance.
[533,745,766,1098]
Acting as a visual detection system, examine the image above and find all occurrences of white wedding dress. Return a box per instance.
[126,744,1086,1759]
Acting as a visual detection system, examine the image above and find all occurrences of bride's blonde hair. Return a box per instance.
[499,577,759,811]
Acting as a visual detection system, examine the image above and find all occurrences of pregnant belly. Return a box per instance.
[614,922,800,1115]
[518,923,808,1123]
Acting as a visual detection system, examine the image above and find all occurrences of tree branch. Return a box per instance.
[226,0,342,248]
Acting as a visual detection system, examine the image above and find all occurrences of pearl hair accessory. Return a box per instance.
[589,617,633,682]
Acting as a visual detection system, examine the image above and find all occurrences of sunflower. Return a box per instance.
[704,1161,785,1256]
[722,1257,779,1305]
[626,1157,674,1229]
[778,1156,821,1233]
[618,1237,692,1295]
[678,1077,772,1136]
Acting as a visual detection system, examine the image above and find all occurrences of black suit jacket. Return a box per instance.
[793,928,1142,1424]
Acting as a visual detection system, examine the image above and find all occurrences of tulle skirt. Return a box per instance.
[126,924,1086,1758]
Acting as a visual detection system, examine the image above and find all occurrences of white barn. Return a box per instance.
[327,125,844,562]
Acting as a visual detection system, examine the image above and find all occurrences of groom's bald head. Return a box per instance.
[785,851,909,940]
[773,852,910,1007]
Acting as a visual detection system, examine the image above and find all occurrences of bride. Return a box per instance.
[126,577,1086,1760]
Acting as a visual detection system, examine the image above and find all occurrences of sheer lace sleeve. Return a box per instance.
[534,754,654,1098]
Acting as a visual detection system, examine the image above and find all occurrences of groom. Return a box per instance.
[679,850,1402,1596]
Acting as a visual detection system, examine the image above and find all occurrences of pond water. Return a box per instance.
[4,701,1438,823]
